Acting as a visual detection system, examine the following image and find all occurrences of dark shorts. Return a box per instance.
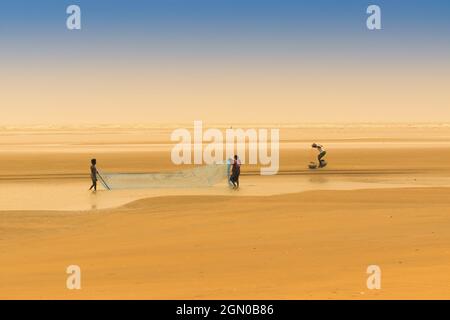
[231,168,240,182]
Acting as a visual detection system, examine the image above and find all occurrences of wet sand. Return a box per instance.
[1,125,450,299]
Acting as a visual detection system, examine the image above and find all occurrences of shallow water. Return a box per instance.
[1,172,449,211]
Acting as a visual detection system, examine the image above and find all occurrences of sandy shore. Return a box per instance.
[1,125,450,299]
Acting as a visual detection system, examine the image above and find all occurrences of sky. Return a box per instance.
[0,0,449,125]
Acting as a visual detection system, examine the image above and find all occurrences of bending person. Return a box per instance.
[311,143,327,167]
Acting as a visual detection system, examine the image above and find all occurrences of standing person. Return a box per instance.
[311,143,327,167]
[89,158,99,192]
[230,155,241,189]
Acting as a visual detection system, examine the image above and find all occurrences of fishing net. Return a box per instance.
[97,163,228,190]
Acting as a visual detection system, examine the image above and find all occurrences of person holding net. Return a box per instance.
[89,158,99,192]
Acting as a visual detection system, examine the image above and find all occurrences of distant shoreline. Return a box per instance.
[1,122,450,131]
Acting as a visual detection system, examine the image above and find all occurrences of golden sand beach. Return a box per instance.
[1,124,450,299]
